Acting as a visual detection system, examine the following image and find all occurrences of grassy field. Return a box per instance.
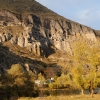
[18,95,100,100]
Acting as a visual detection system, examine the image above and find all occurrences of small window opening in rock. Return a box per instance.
[55,28,57,31]
[3,22,7,26]
[62,39,64,41]
[49,34,51,37]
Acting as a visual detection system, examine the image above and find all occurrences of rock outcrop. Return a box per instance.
[0,0,99,57]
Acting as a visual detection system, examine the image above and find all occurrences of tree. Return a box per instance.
[7,64,26,86]
[6,64,38,97]
[71,65,89,95]
[37,73,45,82]
[86,66,100,97]
[44,67,55,79]
[71,39,100,97]
[49,73,72,89]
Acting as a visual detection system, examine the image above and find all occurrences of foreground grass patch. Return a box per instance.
[18,94,100,100]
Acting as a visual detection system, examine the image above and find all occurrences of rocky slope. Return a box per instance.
[0,0,99,71]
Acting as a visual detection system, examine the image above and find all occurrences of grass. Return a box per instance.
[94,30,100,36]
[0,0,66,19]
[18,94,100,100]
[0,25,24,36]
[0,0,56,16]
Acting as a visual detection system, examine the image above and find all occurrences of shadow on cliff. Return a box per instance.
[31,15,55,57]
[0,44,61,75]
[0,45,45,73]
[0,44,62,99]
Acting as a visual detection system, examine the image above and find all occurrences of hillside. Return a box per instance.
[0,0,99,73]
[0,0,57,16]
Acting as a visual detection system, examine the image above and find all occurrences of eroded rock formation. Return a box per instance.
[0,0,99,57]
[0,10,98,57]
[0,0,99,73]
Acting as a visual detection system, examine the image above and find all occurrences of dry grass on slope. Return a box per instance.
[0,0,56,16]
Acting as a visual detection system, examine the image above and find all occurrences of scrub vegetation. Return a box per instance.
[0,39,100,99]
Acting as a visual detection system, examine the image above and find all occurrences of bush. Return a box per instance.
[0,64,39,98]
[49,83,57,89]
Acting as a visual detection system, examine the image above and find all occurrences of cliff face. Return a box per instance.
[0,0,99,72]
[0,9,97,57]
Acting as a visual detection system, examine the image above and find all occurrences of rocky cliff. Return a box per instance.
[0,0,99,71]
[0,9,98,56]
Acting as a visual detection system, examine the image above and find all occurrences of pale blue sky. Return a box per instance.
[36,0,100,30]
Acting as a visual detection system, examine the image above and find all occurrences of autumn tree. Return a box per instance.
[44,67,55,79]
[71,65,89,95]
[37,73,45,81]
[6,64,38,97]
[49,73,72,89]
[71,39,100,97]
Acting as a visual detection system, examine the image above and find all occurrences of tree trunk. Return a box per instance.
[89,86,91,94]
[81,88,84,95]
[91,88,94,98]
[16,85,20,97]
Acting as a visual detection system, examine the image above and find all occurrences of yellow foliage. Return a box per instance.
[71,38,100,94]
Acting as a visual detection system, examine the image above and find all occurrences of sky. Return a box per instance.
[36,0,100,30]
